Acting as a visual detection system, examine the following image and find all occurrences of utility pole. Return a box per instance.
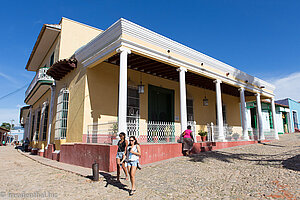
[10,119,15,130]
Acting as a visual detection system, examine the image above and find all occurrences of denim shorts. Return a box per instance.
[116,152,125,159]
[127,160,138,167]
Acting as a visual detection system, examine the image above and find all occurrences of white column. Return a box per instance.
[255,93,265,140]
[46,83,56,148]
[177,67,188,133]
[239,88,249,140]
[271,98,279,140]
[116,47,131,135]
[214,79,225,141]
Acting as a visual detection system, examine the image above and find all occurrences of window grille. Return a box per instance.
[127,87,140,121]
[42,105,49,141]
[35,111,41,141]
[127,86,140,137]
[187,99,194,121]
[30,115,35,141]
[55,88,69,139]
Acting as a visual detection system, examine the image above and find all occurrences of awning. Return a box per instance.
[46,58,77,80]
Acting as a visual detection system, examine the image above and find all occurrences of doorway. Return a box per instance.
[250,108,257,129]
[292,111,298,130]
[148,85,174,122]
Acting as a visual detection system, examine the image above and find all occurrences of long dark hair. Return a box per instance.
[129,136,139,146]
[119,132,126,139]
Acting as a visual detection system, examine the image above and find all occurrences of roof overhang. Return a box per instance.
[46,58,77,80]
[26,24,61,71]
[0,127,10,133]
[75,18,275,98]
[19,106,31,125]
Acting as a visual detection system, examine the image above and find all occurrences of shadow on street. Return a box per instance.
[188,148,300,172]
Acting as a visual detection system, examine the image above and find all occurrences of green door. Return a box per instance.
[250,108,257,129]
[148,85,174,122]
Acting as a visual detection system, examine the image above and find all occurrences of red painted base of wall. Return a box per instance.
[51,140,271,172]
[44,144,55,159]
[52,152,60,161]
[38,151,44,157]
[60,143,117,172]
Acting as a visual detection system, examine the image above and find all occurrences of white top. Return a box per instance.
[127,145,139,161]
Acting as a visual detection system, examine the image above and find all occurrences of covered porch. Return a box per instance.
[82,52,278,144]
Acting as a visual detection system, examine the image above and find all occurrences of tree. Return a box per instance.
[1,123,12,131]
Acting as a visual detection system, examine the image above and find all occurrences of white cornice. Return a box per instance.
[74,18,275,97]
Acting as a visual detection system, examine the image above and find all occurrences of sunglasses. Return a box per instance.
[129,140,134,142]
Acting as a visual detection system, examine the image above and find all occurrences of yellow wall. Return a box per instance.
[29,89,51,149]
[51,61,87,149]
[59,18,102,60]
[81,61,243,139]
[39,36,60,69]
[43,18,102,149]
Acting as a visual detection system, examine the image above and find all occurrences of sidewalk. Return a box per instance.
[18,149,92,178]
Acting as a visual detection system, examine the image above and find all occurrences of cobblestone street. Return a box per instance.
[0,133,299,199]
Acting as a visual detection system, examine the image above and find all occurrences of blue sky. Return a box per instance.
[0,0,300,125]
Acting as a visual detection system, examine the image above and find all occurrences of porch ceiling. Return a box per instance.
[106,53,254,97]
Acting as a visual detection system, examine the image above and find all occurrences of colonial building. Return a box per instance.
[276,98,300,132]
[22,18,278,171]
[246,100,290,136]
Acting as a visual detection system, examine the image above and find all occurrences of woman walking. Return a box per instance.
[181,125,194,156]
[126,136,141,196]
[116,132,128,181]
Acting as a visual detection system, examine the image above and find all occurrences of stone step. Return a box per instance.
[200,146,214,152]
[198,142,216,147]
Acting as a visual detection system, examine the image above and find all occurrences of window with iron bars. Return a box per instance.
[127,86,140,121]
[35,110,41,141]
[187,98,194,121]
[42,105,49,141]
[127,86,140,137]
[55,88,69,139]
[30,115,35,141]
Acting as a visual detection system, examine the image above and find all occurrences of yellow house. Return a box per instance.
[23,17,278,161]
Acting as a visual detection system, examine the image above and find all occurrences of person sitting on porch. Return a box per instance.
[116,132,128,181]
[181,125,194,156]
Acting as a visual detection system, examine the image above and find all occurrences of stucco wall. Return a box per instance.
[39,36,60,69]
[59,18,102,60]
[288,98,300,132]
[82,61,242,140]
[29,89,51,149]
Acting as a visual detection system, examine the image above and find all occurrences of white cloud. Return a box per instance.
[268,72,300,101]
[0,72,20,85]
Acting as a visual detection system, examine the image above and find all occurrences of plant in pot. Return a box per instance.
[198,130,208,142]
[232,133,240,141]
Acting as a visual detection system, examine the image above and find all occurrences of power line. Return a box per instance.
[0,84,28,101]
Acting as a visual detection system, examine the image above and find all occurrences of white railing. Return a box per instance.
[207,123,260,142]
[248,128,259,141]
[187,121,197,142]
[83,122,118,144]
[263,129,277,140]
[127,120,139,138]
[145,121,175,143]
[25,68,54,98]
[84,121,176,144]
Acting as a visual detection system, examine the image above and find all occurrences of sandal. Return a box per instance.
[129,189,136,196]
